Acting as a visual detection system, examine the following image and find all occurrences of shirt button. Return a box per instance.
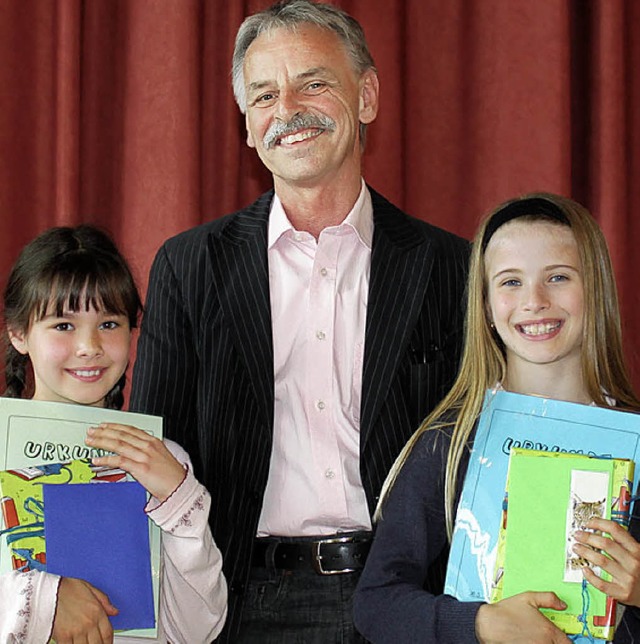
[317,400,326,410]
[320,267,328,276]
[295,233,305,242]
[316,330,326,340]
[325,468,335,479]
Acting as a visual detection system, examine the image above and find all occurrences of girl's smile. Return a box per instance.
[9,301,131,408]
[485,219,584,384]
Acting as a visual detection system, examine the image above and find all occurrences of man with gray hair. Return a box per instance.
[131,1,469,641]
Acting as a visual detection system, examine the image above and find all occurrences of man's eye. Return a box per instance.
[304,82,328,94]
[256,93,276,104]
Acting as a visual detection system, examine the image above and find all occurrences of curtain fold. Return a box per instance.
[1,0,639,386]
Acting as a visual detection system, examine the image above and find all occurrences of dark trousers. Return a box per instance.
[237,565,368,643]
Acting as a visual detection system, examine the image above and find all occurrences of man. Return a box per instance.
[130,1,469,641]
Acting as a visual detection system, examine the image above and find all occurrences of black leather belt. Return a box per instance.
[252,535,372,576]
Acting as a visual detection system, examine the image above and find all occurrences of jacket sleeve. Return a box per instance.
[0,570,60,643]
[353,430,482,643]
[146,439,227,644]
[130,242,199,448]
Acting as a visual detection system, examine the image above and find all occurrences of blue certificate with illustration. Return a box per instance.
[444,389,640,610]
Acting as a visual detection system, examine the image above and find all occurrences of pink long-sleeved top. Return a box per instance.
[0,439,227,644]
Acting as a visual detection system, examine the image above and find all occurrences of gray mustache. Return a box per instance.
[263,113,336,149]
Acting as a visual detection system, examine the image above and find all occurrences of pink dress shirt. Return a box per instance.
[257,181,374,537]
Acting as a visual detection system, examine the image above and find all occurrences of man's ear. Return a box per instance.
[246,114,256,148]
[8,328,29,355]
[358,69,380,125]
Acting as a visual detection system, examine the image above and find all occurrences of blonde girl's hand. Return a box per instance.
[572,517,640,607]
[85,423,185,502]
[53,577,117,643]
[475,592,571,643]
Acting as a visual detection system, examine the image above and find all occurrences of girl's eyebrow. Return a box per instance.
[489,268,521,282]
[39,310,76,320]
[490,263,579,282]
[543,263,580,272]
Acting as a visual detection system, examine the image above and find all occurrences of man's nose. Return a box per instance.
[275,88,302,120]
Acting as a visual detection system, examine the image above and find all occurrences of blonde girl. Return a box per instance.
[354,194,640,643]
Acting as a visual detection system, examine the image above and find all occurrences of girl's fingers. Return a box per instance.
[87,423,150,446]
[85,423,185,501]
[85,423,163,459]
[573,518,640,605]
[575,519,640,568]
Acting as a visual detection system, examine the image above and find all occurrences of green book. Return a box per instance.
[490,448,634,641]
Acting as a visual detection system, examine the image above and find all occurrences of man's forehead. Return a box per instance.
[244,24,348,67]
[243,26,355,85]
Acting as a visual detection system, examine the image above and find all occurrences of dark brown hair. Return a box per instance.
[3,225,143,409]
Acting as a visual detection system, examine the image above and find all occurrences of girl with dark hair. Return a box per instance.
[1,225,227,643]
[3,224,143,409]
[354,193,640,643]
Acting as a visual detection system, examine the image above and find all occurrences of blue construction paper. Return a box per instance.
[43,481,155,631]
[445,389,640,605]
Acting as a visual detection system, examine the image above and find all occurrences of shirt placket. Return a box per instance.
[306,232,348,519]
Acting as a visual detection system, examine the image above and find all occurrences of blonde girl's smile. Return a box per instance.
[516,320,563,337]
[485,219,584,374]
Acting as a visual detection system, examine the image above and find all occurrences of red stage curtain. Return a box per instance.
[1,0,639,389]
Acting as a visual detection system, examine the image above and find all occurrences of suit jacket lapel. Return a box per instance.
[360,189,435,446]
[207,192,275,431]
[205,188,434,444]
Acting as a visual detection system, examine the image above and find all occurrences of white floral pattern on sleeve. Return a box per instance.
[0,570,60,644]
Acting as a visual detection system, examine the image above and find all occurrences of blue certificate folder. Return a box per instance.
[444,389,640,606]
[43,481,155,630]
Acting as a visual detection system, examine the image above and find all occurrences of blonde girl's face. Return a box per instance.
[8,299,132,408]
[484,219,584,377]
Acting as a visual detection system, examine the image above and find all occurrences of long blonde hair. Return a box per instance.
[377,192,640,539]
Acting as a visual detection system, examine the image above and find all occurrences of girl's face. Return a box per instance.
[8,299,132,407]
[484,219,584,377]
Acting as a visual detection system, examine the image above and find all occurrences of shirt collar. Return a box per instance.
[268,180,373,250]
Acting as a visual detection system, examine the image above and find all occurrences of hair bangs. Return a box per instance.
[34,253,140,327]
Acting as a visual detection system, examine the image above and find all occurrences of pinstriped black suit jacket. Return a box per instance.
[130,187,470,642]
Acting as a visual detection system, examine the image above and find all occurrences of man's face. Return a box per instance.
[242,24,378,189]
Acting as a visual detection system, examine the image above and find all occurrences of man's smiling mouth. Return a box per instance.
[276,128,324,146]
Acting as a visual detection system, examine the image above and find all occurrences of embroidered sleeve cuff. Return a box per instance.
[2,570,61,644]
[145,465,211,534]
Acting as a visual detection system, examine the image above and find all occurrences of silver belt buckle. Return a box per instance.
[312,536,356,576]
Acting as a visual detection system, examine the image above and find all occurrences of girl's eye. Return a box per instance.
[100,321,120,330]
[501,279,521,287]
[53,322,73,331]
[549,274,568,283]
